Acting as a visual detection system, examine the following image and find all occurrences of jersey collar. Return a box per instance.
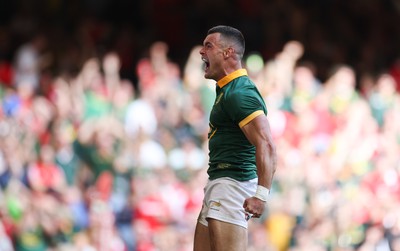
[217,69,248,88]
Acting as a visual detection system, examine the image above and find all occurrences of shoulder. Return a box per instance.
[225,77,259,100]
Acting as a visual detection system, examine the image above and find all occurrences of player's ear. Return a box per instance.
[224,47,234,58]
[223,49,229,58]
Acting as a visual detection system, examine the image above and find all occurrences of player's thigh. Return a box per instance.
[193,221,211,251]
[208,218,248,251]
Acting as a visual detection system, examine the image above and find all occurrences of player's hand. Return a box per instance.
[243,196,266,218]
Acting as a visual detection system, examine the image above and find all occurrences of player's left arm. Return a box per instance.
[241,113,277,190]
[241,114,277,217]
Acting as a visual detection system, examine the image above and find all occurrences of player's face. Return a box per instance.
[200,33,225,81]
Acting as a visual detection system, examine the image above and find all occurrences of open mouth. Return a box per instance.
[202,57,210,71]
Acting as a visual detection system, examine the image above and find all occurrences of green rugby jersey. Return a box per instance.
[208,69,268,181]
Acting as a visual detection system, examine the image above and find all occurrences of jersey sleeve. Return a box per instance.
[225,87,266,128]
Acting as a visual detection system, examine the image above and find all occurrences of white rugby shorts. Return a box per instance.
[198,177,258,229]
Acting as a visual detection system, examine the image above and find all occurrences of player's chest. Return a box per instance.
[210,91,230,125]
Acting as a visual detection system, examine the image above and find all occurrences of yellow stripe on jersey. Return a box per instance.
[239,110,264,128]
[217,69,248,88]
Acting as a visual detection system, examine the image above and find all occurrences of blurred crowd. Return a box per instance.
[1,1,400,249]
[0,37,211,251]
[0,27,400,251]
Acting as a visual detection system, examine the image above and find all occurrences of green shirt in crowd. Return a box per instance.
[207,69,268,181]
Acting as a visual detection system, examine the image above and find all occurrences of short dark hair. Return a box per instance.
[208,25,245,58]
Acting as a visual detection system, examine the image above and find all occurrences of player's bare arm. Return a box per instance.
[241,114,277,217]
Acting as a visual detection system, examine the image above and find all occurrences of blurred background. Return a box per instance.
[0,0,400,250]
